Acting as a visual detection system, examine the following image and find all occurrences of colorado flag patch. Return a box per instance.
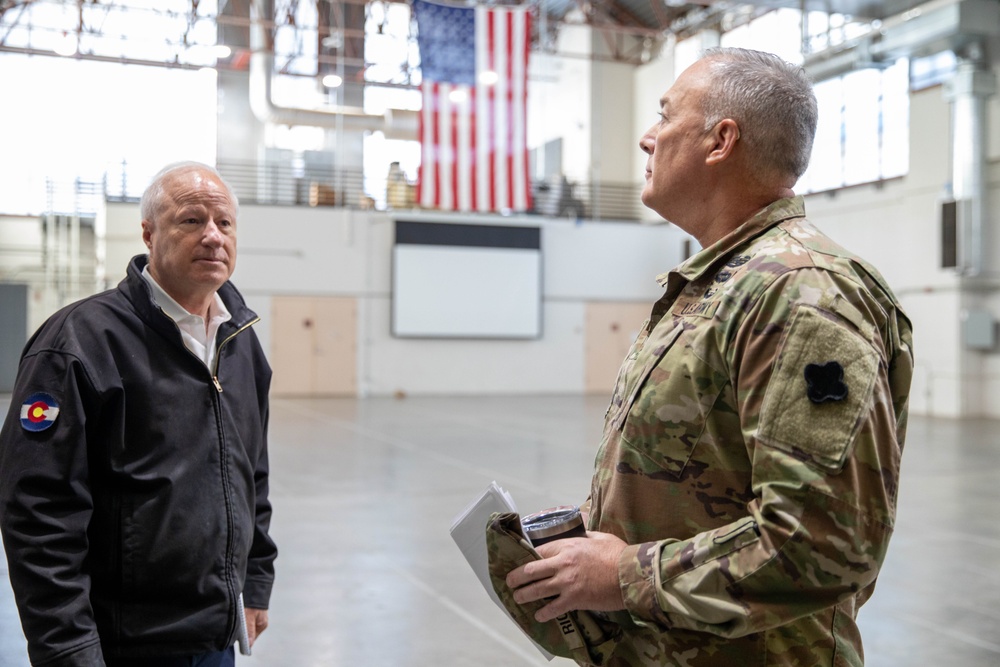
[20,393,60,432]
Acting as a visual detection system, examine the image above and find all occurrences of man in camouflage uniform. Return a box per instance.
[503,47,913,666]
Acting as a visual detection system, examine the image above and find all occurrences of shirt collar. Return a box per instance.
[141,265,230,325]
[656,196,807,288]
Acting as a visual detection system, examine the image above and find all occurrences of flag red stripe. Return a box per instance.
[450,95,459,210]
[487,9,496,212]
[417,87,425,206]
[470,86,478,211]
[416,2,530,212]
[522,11,532,210]
[432,82,441,208]
[506,10,515,210]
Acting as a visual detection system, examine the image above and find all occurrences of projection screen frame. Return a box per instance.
[391,220,543,340]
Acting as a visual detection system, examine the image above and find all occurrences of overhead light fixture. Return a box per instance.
[448,88,468,104]
[213,45,232,59]
[322,32,343,50]
[322,74,344,88]
[53,31,76,57]
[478,70,498,86]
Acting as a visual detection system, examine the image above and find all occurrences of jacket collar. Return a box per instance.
[120,255,258,336]
[656,196,806,294]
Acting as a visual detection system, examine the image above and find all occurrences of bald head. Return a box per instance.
[140,161,239,227]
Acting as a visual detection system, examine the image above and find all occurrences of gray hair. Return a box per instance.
[139,161,239,223]
[700,47,817,181]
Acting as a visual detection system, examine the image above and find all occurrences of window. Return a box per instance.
[0,0,225,66]
[718,9,910,193]
[263,0,423,208]
[720,9,804,65]
[361,2,422,208]
[363,87,421,209]
[0,0,423,214]
[797,59,909,193]
[0,0,222,214]
[0,55,217,215]
[911,50,957,91]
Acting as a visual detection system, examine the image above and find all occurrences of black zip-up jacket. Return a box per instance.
[0,255,277,666]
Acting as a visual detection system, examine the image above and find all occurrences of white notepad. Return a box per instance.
[449,481,554,660]
[236,592,251,656]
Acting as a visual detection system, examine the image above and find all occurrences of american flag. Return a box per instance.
[412,0,532,212]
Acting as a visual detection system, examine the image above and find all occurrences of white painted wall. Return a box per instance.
[0,216,43,280]
[100,201,686,397]
[240,208,683,396]
[0,216,44,337]
[633,42,677,225]
[544,220,682,300]
[103,202,146,286]
[1,215,99,334]
[363,299,586,396]
[591,58,637,187]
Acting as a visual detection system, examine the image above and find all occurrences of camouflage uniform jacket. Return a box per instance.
[587,196,914,666]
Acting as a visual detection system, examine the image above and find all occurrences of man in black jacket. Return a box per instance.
[0,162,277,667]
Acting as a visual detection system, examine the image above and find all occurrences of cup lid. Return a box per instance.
[521,505,583,540]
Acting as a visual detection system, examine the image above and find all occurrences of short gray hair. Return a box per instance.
[139,161,239,223]
[700,47,817,181]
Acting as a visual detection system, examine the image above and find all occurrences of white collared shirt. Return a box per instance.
[141,266,232,372]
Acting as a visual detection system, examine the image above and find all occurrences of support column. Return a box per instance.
[946,45,996,276]
[946,44,998,416]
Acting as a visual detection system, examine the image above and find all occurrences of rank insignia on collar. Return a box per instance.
[804,362,848,404]
[726,254,751,267]
[20,392,61,432]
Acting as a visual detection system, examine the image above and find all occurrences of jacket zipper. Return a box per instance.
[209,372,240,647]
[211,316,260,393]
[207,316,259,646]
[154,304,259,394]
[153,305,259,644]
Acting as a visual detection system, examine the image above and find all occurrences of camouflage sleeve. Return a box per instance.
[617,267,913,636]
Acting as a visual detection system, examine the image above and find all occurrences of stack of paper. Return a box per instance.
[449,481,517,607]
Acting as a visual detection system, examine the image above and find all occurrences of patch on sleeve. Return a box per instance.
[757,306,879,470]
[19,392,61,432]
[803,361,848,403]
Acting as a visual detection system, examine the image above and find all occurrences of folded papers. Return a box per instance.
[449,481,553,660]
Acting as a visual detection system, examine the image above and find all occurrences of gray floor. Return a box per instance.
[1,395,999,666]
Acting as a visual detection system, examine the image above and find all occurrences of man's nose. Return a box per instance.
[202,220,224,245]
[639,128,655,156]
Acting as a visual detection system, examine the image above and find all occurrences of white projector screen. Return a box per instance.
[392,221,542,339]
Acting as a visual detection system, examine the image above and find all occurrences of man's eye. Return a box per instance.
[657,112,667,124]
[183,218,199,225]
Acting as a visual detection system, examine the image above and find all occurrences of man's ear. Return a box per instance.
[705,119,740,166]
[141,220,153,251]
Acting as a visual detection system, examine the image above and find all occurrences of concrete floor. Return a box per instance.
[1,394,999,666]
